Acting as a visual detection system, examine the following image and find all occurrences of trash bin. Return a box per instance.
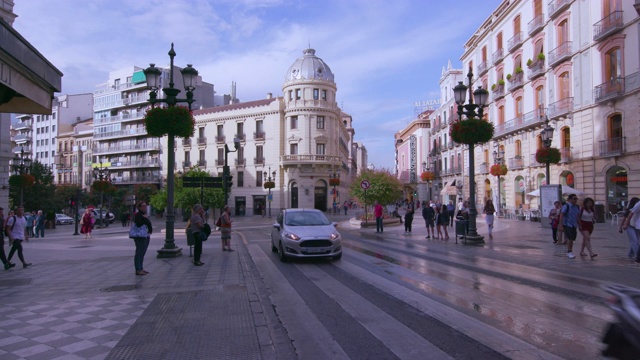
[594,203,605,223]
[455,219,468,238]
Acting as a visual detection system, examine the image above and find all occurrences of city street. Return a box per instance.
[0,213,637,359]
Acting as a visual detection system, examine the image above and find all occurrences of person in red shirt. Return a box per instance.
[374,201,384,233]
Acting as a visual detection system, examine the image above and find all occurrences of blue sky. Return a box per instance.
[13,0,503,170]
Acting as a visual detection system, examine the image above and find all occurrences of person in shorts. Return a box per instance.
[558,195,580,259]
[422,202,435,238]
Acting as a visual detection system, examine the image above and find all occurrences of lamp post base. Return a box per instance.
[463,234,485,245]
[157,247,183,258]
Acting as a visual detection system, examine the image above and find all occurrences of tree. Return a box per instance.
[150,168,224,219]
[13,161,56,212]
[349,169,402,207]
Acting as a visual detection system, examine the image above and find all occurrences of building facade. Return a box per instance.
[92,66,214,188]
[394,113,431,202]
[56,119,94,189]
[170,48,364,215]
[425,0,639,214]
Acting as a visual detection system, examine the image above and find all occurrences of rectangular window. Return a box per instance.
[289,90,293,101]
[256,120,263,133]
[217,148,224,163]
[185,150,190,161]
[316,116,325,129]
[256,145,263,160]
[199,149,205,161]
[321,90,327,100]
[295,89,301,100]
[313,88,319,100]
[256,171,263,187]
[316,143,325,155]
[290,116,298,130]
[217,124,223,136]
[199,127,205,138]
[237,172,244,187]
[290,143,298,155]
[237,122,244,136]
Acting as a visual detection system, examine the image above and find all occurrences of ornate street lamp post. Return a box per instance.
[263,166,276,218]
[11,147,32,207]
[143,43,199,258]
[540,115,555,184]
[492,144,505,216]
[223,138,241,207]
[92,160,110,227]
[453,68,489,244]
[329,169,341,214]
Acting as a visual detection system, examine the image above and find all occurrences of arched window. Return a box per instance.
[482,46,487,62]
[498,106,505,125]
[514,15,521,34]
[558,19,569,45]
[515,140,522,157]
[496,32,503,50]
[558,72,570,99]
[561,127,571,149]
[535,85,544,108]
[605,47,622,81]
[483,149,489,164]
[533,0,542,16]
[515,96,523,118]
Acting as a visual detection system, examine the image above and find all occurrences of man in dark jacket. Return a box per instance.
[422,203,435,239]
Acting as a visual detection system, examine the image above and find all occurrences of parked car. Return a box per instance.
[55,214,74,225]
[78,208,115,224]
[270,208,342,262]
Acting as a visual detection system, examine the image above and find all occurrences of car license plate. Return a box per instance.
[305,247,328,253]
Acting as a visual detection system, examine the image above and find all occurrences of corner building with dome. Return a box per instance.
[165,48,367,216]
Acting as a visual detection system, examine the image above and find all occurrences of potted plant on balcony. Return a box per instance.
[526,59,533,67]
[506,73,512,81]
[144,105,195,138]
[537,53,545,61]
[490,164,508,176]
[535,147,561,164]
[497,79,505,86]
[515,66,524,74]
[420,171,435,182]
[449,118,495,145]
[491,84,497,91]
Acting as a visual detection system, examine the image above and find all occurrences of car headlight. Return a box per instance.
[284,232,301,241]
[330,232,341,240]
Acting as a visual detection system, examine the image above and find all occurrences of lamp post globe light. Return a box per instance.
[223,138,241,207]
[453,67,489,244]
[492,144,505,216]
[263,166,277,218]
[11,147,32,207]
[92,160,110,227]
[540,114,555,184]
[143,43,199,258]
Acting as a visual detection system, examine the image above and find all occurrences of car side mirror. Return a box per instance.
[332,222,338,227]
[273,223,281,230]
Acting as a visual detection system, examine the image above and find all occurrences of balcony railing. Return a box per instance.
[492,85,506,100]
[494,108,545,139]
[12,146,31,154]
[216,159,224,166]
[13,134,30,143]
[108,159,161,169]
[235,133,246,142]
[93,110,145,125]
[280,154,341,166]
[593,11,624,41]
[547,97,573,119]
[594,77,625,103]
[235,158,246,166]
[478,61,489,76]
[530,153,543,167]
[528,14,544,36]
[93,81,148,95]
[182,138,191,147]
[254,131,265,140]
[93,95,148,111]
[560,147,572,163]
[111,175,161,185]
[599,137,625,157]
[528,61,545,80]
[94,127,147,140]
[254,157,265,165]
[508,157,525,170]
[548,41,572,66]
[93,142,161,155]
[197,159,207,167]
[197,136,207,145]
[548,0,571,18]
[509,73,525,92]
[492,48,505,65]
[478,163,489,174]
[507,32,524,52]
[215,135,225,144]
[182,160,192,168]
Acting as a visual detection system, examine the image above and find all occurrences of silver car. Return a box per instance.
[271,208,342,262]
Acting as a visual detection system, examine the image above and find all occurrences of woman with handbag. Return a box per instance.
[130,201,153,275]
[220,205,234,251]
[189,204,206,266]
[81,208,94,239]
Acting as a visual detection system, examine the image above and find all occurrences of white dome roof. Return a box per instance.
[285,48,334,83]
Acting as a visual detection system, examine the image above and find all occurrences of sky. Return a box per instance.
[13,0,503,170]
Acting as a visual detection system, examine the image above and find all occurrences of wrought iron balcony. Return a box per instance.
[197,136,207,145]
[477,61,489,76]
[235,133,246,142]
[215,135,225,144]
[216,158,224,166]
[508,156,525,170]
[234,158,246,166]
[547,97,573,120]
[280,154,341,166]
[492,48,505,65]
[548,41,573,67]
[593,11,624,41]
[528,14,544,36]
[197,159,207,167]
[548,0,571,19]
[254,157,265,165]
[560,147,572,163]
[528,61,545,80]
[599,137,625,157]
[594,77,625,103]
[253,131,265,140]
[182,138,191,147]
[492,85,506,100]
[507,32,524,52]
[182,160,191,168]
[508,73,525,92]
[494,108,546,139]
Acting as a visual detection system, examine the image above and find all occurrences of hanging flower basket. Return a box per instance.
[144,106,195,139]
[263,181,275,189]
[536,147,561,164]
[420,171,435,181]
[449,118,494,145]
[490,164,508,176]
[329,178,340,186]
[92,180,111,192]
[8,174,35,188]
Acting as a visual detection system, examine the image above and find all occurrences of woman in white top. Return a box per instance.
[578,197,597,258]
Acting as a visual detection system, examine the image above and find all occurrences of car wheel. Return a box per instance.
[278,241,288,262]
[56,221,61,225]
[271,238,278,252]
[333,252,342,260]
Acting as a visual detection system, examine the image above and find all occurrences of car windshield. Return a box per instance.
[285,212,331,226]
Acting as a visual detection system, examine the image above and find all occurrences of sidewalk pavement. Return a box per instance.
[0,210,636,360]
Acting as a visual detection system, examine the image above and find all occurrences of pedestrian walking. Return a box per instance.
[438,204,450,240]
[578,197,597,258]
[447,201,455,227]
[343,201,349,215]
[558,194,580,259]
[80,208,94,239]
[548,201,562,243]
[5,206,32,269]
[620,197,639,259]
[25,211,34,237]
[34,210,45,238]
[422,202,435,239]
[484,199,496,239]
[220,205,234,251]
[0,207,14,270]
[374,201,384,233]
[190,204,207,265]
[623,197,640,263]
[130,201,152,275]
[404,199,415,234]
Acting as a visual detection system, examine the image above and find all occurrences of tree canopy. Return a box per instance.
[150,168,224,215]
[349,169,402,207]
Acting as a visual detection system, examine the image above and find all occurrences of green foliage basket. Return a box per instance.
[449,119,494,145]
[144,106,195,138]
[9,174,35,188]
[490,164,508,176]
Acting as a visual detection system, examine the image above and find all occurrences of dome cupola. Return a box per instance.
[285,48,334,83]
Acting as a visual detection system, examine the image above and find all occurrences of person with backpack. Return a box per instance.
[5,206,31,269]
[558,194,580,259]
[190,204,207,265]
[578,197,597,258]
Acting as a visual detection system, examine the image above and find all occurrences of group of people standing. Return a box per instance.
[548,195,598,259]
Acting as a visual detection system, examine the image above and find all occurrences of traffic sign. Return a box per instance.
[183,176,223,188]
[360,180,370,190]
